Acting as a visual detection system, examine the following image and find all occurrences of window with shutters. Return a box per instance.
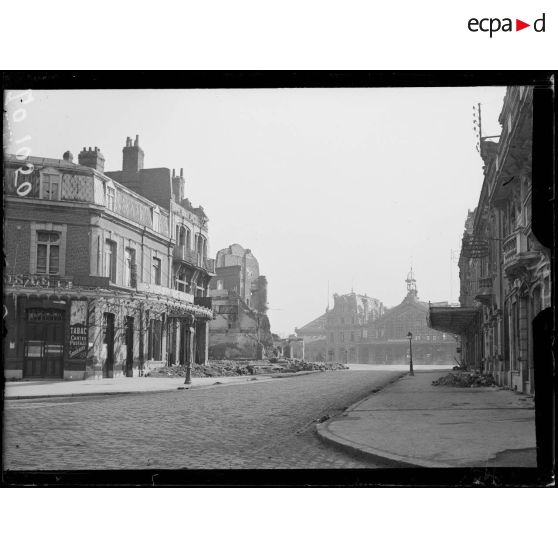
[152,257,161,286]
[105,184,116,211]
[125,248,136,287]
[36,231,60,275]
[104,240,117,282]
[40,172,61,200]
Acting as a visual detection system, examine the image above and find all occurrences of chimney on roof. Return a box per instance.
[78,146,105,172]
[63,151,74,163]
[172,166,185,203]
[122,134,144,174]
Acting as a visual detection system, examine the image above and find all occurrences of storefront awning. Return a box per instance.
[427,306,479,336]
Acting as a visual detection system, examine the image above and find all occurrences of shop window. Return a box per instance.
[104,240,117,282]
[36,231,60,275]
[152,257,161,285]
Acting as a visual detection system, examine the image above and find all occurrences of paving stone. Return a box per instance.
[3,369,404,470]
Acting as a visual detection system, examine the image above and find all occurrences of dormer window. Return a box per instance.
[40,170,61,200]
[152,207,160,232]
[105,183,116,211]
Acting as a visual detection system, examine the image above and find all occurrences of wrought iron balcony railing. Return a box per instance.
[173,245,215,273]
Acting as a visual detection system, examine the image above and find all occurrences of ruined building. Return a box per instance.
[325,292,384,363]
[207,244,273,359]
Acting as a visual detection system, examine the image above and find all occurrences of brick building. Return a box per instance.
[428,86,552,394]
[3,139,213,380]
[207,244,272,359]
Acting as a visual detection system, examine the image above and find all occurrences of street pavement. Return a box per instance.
[317,370,537,467]
[3,367,406,470]
[3,374,279,399]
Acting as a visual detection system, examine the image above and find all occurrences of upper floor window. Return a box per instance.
[125,248,136,287]
[152,257,161,286]
[104,240,117,282]
[105,184,116,211]
[36,231,60,275]
[40,173,60,201]
[152,208,160,232]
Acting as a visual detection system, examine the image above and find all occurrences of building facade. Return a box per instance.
[428,86,551,394]
[4,139,213,381]
[207,244,272,359]
[325,292,384,363]
[364,272,457,365]
[295,312,327,362]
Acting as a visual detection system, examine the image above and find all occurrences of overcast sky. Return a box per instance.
[5,86,506,336]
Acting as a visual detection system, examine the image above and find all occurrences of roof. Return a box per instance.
[373,294,428,324]
[427,306,479,336]
[5,153,93,172]
[296,313,327,334]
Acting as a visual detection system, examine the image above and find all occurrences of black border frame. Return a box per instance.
[2,71,555,487]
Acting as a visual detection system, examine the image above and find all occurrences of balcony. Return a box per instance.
[475,276,494,306]
[173,245,215,273]
[136,282,194,304]
[194,296,213,310]
[502,230,539,278]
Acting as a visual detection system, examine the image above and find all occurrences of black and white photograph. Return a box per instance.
[2,73,554,487]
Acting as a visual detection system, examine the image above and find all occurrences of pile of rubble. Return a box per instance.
[268,359,349,373]
[146,359,349,378]
[432,372,497,388]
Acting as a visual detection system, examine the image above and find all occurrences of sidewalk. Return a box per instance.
[3,368,326,400]
[316,370,537,468]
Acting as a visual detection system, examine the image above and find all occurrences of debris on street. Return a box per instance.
[432,372,497,388]
[146,359,349,378]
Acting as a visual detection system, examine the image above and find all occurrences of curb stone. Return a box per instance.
[3,369,327,401]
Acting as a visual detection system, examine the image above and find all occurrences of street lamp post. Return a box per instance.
[407,332,414,376]
[184,324,194,386]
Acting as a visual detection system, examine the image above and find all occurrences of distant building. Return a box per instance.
[365,271,457,365]
[207,244,272,359]
[274,335,305,360]
[295,313,327,362]
[325,292,384,363]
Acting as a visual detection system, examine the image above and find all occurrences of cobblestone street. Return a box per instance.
[4,368,404,470]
